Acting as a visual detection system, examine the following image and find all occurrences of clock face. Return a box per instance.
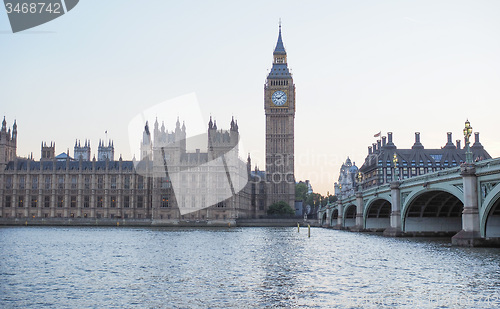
[271,90,287,106]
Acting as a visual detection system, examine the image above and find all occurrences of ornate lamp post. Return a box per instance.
[392,153,399,181]
[356,171,363,191]
[463,119,473,164]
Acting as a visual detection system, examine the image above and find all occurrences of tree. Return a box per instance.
[305,194,314,210]
[321,196,328,207]
[295,182,308,201]
[267,201,295,216]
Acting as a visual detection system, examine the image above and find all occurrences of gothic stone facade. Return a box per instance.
[0,117,259,223]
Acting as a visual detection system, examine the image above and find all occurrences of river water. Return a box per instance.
[0,226,499,308]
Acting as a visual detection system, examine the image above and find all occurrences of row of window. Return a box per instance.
[378,166,454,183]
[269,79,289,86]
[3,195,144,208]
[380,160,459,167]
[4,175,142,190]
[165,196,226,208]
[2,212,147,219]
[3,211,228,220]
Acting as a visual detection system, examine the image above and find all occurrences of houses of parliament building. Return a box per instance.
[0,115,258,223]
[0,113,269,223]
[0,26,298,224]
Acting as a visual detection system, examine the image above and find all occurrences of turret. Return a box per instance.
[208,116,213,130]
[12,120,17,141]
[143,121,151,145]
[74,138,91,161]
[1,116,6,132]
[153,118,160,144]
[230,117,239,133]
[41,141,55,160]
[247,153,251,177]
[98,139,114,161]
[0,117,17,164]
[207,117,239,160]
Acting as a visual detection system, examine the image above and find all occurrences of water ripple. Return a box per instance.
[1,227,500,308]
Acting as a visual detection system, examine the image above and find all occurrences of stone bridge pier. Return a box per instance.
[333,201,344,229]
[451,164,484,246]
[383,181,403,237]
[351,192,365,232]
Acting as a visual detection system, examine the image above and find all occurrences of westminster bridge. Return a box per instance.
[318,158,500,246]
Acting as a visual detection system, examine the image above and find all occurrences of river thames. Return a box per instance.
[0,226,499,308]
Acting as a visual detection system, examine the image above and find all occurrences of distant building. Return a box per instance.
[359,132,490,189]
[334,157,359,199]
[304,180,313,195]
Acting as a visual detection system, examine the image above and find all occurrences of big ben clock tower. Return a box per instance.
[265,24,295,209]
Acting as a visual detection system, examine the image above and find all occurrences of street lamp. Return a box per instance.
[392,153,399,181]
[356,171,363,191]
[463,119,473,164]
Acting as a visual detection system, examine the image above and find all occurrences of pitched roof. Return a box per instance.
[267,63,291,79]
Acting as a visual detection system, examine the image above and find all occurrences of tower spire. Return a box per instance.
[274,21,286,55]
[269,22,290,77]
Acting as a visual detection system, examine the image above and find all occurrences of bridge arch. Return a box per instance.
[321,212,327,226]
[364,198,391,231]
[330,208,338,227]
[343,204,356,228]
[480,184,500,238]
[402,188,463,234]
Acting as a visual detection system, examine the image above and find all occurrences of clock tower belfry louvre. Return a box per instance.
[264,24,296,209]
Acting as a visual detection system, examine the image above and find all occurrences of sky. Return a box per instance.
[1,0,500,195]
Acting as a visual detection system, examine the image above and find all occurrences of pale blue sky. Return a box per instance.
[1,1,500,194]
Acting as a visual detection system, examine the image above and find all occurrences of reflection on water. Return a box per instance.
[1,227,499,308]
